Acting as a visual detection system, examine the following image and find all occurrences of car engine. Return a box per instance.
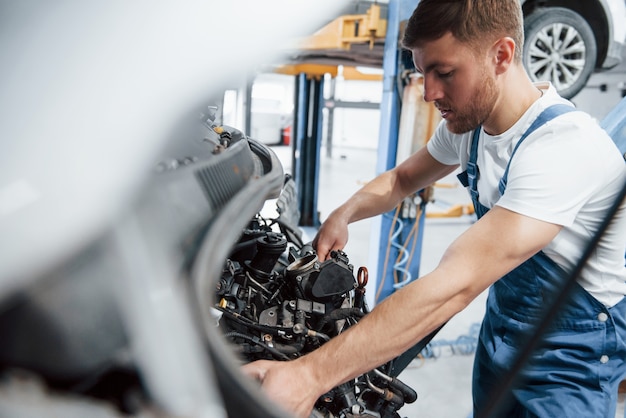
[213,192,418,418]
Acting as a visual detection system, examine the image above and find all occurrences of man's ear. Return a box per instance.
[492,37,515,75]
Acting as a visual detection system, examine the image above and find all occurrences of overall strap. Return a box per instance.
[456,104,576,218]
[498,104,576,194]
[455,128,482,211]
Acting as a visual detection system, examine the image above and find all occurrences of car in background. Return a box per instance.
[521,0,626,99]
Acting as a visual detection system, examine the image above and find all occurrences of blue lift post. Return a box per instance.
[374,0,423,303]
[293,73,324,228]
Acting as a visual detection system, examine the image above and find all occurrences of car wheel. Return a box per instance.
[523,7,597,100]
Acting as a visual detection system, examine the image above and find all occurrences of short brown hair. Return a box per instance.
[402,0,524,62]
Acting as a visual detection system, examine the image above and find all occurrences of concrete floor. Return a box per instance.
[270,59,626,417]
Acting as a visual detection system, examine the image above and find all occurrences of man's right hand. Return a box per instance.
[311,211,350,261]
[241,359,320,418]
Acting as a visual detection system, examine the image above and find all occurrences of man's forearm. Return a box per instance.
[297,269,469,398]
[333,170,408,225]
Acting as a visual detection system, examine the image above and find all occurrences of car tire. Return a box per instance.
[523,7,597,100]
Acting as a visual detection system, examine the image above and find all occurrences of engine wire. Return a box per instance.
[376,199,424,300]
[376,205,402,301]
[393,203,423,289]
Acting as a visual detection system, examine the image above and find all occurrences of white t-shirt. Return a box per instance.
[427,82,626,307]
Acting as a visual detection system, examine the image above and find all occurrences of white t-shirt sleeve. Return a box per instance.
[426,120,465,166]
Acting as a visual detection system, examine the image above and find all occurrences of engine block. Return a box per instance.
[215,213,417,418]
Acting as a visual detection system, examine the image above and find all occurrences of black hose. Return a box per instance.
[373,369,418,404]
[317,308,365,330]
[274,218,304,248]
[218,308,294,336]
[223,331,290,361]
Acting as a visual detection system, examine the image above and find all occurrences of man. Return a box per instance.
[243,0,626,416]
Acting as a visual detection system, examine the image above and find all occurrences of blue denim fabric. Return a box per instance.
[473,266,626,417]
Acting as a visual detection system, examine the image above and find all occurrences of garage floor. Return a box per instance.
[270,61,626,417]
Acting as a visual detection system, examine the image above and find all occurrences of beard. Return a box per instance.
[442,70,498,134]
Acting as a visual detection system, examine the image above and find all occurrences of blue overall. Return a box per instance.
[456,105,626,417]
